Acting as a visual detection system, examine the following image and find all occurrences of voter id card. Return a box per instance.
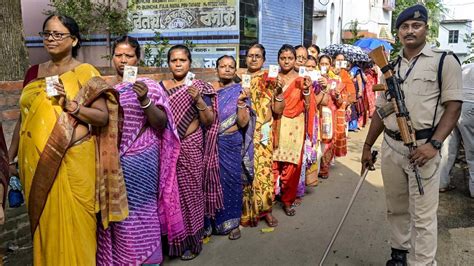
[308,70,321,81]
[298,66,307,77]
[184,72,195,86]
[45,75,60,97]
[123,65,138,83]
[242,74,251,89]
[268,65,279,78]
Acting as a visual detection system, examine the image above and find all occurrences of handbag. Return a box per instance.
[8,176,24,208]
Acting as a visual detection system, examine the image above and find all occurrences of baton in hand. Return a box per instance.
[319,150,378,266]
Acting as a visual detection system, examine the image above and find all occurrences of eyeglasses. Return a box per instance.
[296,55,308,61]
[39,31,73,41]
[247,54,263,60]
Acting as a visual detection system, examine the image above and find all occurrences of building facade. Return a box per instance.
[22,0,313,68]
[312,0,393,48]
[438,19,473,63]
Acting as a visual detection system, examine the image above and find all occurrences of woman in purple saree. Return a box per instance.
[160,45,222,260]
[205,55,250,240]
[97,36,185,265]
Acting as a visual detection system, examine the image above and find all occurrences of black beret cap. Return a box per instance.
[395,4,428,29]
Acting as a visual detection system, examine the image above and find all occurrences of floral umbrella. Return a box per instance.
[322,43,370,63]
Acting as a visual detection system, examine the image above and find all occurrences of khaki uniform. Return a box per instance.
[376,43,462,265]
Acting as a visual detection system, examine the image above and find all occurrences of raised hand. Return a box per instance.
[132,81,149,103]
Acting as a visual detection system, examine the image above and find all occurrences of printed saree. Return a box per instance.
[97,77,184,264]
[162,78,222,254]
[205,83,248,234]
[18,64,128,265]
[241,72,276,226]
[273,77,317,206]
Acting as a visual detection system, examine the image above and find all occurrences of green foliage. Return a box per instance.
[140,32,197,67]
[390,0,446,58]
[346,20,361,45]
[45,0,132,63]
[141,31,170,67]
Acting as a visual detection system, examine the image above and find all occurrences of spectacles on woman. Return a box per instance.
[39,31,73,41]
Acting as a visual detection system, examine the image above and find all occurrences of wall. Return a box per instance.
[260,0,305,66]
[312,0,392,48]
[438,21,472,63]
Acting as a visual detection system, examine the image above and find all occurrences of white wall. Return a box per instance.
[312,0,392,48]
[438,21,472,62]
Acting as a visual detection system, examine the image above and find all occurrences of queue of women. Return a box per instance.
[4,14,378,265]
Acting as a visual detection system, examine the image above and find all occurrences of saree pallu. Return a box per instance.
[364,69,377,117]
[273,77,317,206]
[18,64,127,265]
[319,88,341,176]
[206,83,245,234]
[241,72,275,226]
[163,79,221,254]
[0,123,8,211]
[97,78,184,264]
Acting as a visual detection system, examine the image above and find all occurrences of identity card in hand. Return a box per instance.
[123,65,138,83]
[184,72,195,86]
[309,70,321,81]
[268,65,279,78]
[45,75,60,97]
[242,74,252,89]
[298,66,307,77]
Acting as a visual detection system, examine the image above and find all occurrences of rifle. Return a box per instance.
[369,46,424,196]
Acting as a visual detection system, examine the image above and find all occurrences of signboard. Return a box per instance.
[129,0,239,33]
[144,44,239,68]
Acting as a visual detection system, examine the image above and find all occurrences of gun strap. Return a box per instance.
[430,52,461,141]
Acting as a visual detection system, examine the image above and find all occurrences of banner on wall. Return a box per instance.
[145,44,239,68]
[129,0,239,33]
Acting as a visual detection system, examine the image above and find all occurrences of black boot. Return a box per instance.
[386,248,408,266]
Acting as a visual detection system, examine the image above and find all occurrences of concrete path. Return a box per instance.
[2,127,473,265]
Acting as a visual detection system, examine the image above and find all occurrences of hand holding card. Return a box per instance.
[123,65,138,83]
[268,65,279,79]
[242,74,251,89]
[184,72,195,86]
[45,75,60,97]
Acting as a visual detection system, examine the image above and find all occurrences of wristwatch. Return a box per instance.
[429,139,442,150]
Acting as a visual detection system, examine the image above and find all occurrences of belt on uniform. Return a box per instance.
[384,128,434,141]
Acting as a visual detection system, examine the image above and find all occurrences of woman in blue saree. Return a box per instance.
[205,55,250,240]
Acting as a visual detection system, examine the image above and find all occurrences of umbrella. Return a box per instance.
[354,38,393,52]
[321,44,370,63]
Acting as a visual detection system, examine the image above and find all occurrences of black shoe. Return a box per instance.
[386,248,408,266]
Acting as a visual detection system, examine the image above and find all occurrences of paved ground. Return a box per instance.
[2,127,473,265]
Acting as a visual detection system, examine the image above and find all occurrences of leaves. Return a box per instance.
[390,0,446,58]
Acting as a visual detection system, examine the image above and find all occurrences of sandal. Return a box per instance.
[228,228,241,240]
[181,250,198,261]
[319,175,329,179]
[283,205,296,216]
[292,198,303,208]
[439,184,456,193]
[264,213,279,227]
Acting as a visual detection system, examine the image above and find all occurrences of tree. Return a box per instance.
[0,0,29,81]
[45,0,132,64]
[390,0,446,58]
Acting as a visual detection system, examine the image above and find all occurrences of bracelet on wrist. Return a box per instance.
[195,104,208,111]
[274,96,284,102]
[364,142,373,148]
[67,101,80,115]
[237,103,247,109]
[302,89,310,96]
[140,98,152,109]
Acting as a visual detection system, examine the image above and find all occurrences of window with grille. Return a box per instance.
[448,30,459,43]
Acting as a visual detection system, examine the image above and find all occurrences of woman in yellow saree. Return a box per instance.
[8,15,127,265]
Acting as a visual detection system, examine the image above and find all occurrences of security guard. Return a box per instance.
[361,4,462,266]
